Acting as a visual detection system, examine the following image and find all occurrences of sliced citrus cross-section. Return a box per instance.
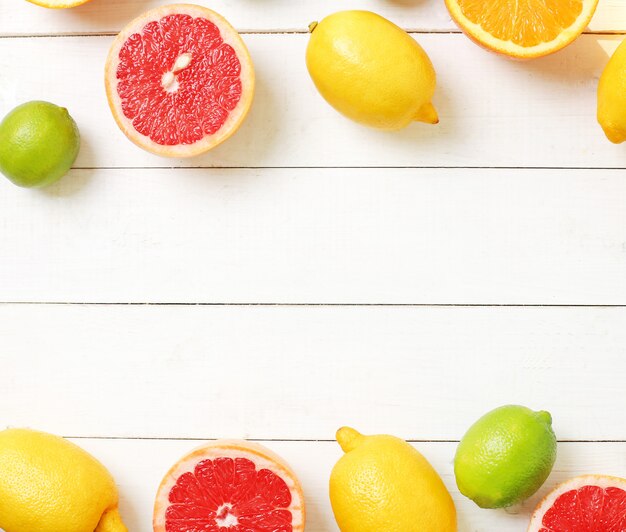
[154,440,306,532]
[445,0,599,59]
[105,4,255,158]
[26,0,92,8]
[528,475,626,531]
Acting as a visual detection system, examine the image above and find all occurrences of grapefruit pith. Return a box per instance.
[528,475,626,531]
[154,440,306,532]
[105,4,255,158]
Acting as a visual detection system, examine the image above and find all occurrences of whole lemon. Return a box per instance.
[454,405,557,509]
[0,428,128,532]
[329,426,456,532]
[306,11,438,130]
[598,38,626,143]
[0,101,80,188]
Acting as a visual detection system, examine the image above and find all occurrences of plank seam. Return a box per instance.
[0,30,624,39]
[68,166,626,171]
[64,436,626,443]
[1,303,626,308]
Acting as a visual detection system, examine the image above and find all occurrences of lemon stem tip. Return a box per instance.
[336,426,364,453]
[308,21,318,33]
[414,102,438,124]
[95,507,127,532]
[600,124,626,144]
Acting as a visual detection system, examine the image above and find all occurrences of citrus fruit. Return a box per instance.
[445,0,599,59]
[598,38,626,144]
[528,475,626,531]
[105,4,255,158]
[153,439,305,531]
[0,428,127,532]
[0,101,80,188]
[26,0,92,8]
[306,11,438,130]
[455,405,557,508]
[329,427,457,532]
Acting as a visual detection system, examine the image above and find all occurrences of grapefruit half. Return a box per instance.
[528,475,626,531]
[154,440,306,532]
[105,4,255,158]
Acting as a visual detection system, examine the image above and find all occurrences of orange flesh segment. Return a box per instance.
[456,0,584,46]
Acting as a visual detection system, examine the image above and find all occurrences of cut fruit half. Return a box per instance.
[528,475,626,531]
[26,0,91,7]
[154,440,306,532]
[105,4,255,158]
[445,0,599,59]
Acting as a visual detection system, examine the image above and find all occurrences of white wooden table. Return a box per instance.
[1,1,625,530]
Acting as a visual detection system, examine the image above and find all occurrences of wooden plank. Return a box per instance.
[71,438,626,531]
[0,34,624,169]
[1,0,624,35]
[2,304,625,439]
[0,168,625,304]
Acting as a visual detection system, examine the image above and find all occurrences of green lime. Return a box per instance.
[454,404,557,509]
[0,101,80,188]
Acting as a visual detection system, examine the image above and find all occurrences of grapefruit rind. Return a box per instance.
[105,4,255,158]
[444,0,599,59]
[153,439,305,532]
[528,474,626,531]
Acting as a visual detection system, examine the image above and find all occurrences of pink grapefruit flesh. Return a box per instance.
[528,475,626,531]
[154,440,305,532]
[105,4,254,157]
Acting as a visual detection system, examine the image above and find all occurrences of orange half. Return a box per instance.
[445,0,599,59]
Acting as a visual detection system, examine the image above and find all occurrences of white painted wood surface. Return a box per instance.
[1,0,625,35]
[1,168,625,304]
[1,0,625,531]
[1,34,624,169]
[2,304,625,440]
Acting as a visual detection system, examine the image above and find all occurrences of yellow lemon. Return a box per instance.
[329,427,457,532]
[0,428,127,532]
[306,11,438,130]
[598,38,626,143]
